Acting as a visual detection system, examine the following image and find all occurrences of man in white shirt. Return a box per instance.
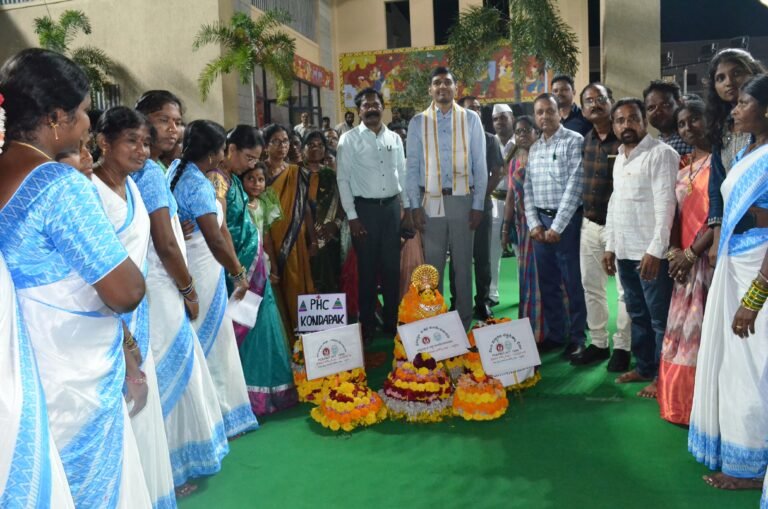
[337,87,409,342]
[294,112,316,138]
[603,98,678,399]
[490,103,516,303]
[335,111,356,135]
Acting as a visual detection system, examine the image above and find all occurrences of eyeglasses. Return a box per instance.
[583,96,609,106]
[515,127,534,135]
[269,139,290,146]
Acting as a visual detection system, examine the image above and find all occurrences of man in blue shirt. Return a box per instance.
[406,67,488,330]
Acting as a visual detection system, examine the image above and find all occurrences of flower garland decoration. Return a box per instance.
[444,320,482,381]
[446,317,542,392]
[292,338,367,403]
[310,375,387,432]
[0,93,6,155]
[391,264,448,370]
[452,366,508,421]
[379,353,454,423]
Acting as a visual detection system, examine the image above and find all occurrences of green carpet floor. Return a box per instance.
[179,258,758,509]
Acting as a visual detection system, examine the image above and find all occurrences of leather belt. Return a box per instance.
[354,195,398,205]
[536,207,558,218]
[419,186,474,196]
[584,215,606,226]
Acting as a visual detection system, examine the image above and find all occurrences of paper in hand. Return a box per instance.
[226,290,262,328]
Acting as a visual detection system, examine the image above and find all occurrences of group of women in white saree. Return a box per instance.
[0,49,257,507]
[2,43,768,509]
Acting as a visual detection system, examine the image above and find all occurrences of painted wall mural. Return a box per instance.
[294,54,334,90]
[339,45,545,109]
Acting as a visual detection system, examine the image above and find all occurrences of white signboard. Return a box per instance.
[473,318,540,387]
[226,291,263,328]
[297,293,347,332]
[397,311,470,362]
[302,324,364,381]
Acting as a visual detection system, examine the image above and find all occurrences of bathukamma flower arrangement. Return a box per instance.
[292,338,366,403]
[310,371,387,432]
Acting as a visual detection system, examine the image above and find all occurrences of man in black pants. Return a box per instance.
[336,88,410,343]
[448,96,505,320]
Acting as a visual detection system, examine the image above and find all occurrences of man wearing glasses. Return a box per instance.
[570,83,632,371]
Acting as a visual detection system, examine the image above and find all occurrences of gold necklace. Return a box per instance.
[12,141,52,160]
[687,152,710,194]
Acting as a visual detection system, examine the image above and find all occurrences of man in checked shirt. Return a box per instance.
[570,83,632,371]
[524,93,588,359]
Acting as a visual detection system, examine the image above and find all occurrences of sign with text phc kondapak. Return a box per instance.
[297,293,347,333]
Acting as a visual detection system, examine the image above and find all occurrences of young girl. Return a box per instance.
[242,162,282,282]
[231,159,298,415]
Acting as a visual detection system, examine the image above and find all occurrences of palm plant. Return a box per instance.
[390,53,434,111]
[194,10,296,125]
[446,6,505,93]
[33,10,116,92]
[507,0,580,88]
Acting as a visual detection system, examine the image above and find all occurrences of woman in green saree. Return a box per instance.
[210,125,298,415]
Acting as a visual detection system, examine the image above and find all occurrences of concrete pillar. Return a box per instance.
[409,0,435,47]
[554,0,589,95]
[601,0,660,100]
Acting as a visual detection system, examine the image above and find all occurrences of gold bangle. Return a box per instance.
[753,277,768,293]
[742,297,764,312]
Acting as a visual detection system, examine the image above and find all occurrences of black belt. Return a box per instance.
[536,207,558,218]
[419,186,474,196]
[354,195,398,205]
[584,215,606,226]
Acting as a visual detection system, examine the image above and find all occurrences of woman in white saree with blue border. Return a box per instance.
[0,253,74,508]
[133,91,230,491]
[688,78,768,494]
[92,105,177,508]
[0,48,151,508]
[0,161,152,508]
[168,120,258,438]
[133,156,230,488]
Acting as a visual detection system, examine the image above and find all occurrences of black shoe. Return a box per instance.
[607,349,631,372]
[562,343,585,360]
[570,344,610,366]
[538,339,565,353]
[473,303,493,320]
